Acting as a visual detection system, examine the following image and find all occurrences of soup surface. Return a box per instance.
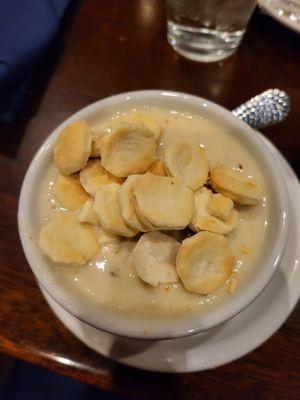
[37,106,269,318]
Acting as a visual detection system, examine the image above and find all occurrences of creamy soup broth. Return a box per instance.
[37,107,269,318]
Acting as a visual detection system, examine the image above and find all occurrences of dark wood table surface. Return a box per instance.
[0,1,299,399]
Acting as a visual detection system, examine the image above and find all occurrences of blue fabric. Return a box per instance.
[0,0,71,122]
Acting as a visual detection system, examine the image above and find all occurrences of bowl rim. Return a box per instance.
[18,90,290,339]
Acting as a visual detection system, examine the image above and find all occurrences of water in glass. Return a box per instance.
[166,0,257,62]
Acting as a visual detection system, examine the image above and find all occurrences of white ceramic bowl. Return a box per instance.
[18,90,289,340]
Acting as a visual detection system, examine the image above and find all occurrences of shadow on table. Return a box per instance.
[0,0,81,160]
[107,266,292,399]
[0,359,124,400]
[108,323,223,362]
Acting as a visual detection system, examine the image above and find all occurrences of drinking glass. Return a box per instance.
[166,0,257,62]
[267,0,300,23]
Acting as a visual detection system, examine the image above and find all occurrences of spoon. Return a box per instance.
[232,89,290,129]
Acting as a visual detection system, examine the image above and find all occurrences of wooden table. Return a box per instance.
[0,1,299,398]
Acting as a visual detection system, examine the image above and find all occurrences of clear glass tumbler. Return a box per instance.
[166,0,257,62]
[267,0,300,23]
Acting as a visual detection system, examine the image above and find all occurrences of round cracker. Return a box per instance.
[189,187,238,235]
[100,122,157,177]
[54,174,90,210]
[210,165,263,205]
[94,183,138,237]
[207,193,234,221]
[176,231,233,295]
[79,159,123,196]
[39,214,99,264]
[119,175,149,231]
[132,231,180,287]
[110,112,161,139]
[164,142,209,190]
[77,200,99,225]
[133,173,194,230]
[53,120,92,175]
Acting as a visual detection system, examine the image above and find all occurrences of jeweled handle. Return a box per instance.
[232,89,290,129]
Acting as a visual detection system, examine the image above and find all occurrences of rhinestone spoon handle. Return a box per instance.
[232,89,290,129]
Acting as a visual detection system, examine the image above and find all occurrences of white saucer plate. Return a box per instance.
[41,138,300,373]
[259,0,300,34]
